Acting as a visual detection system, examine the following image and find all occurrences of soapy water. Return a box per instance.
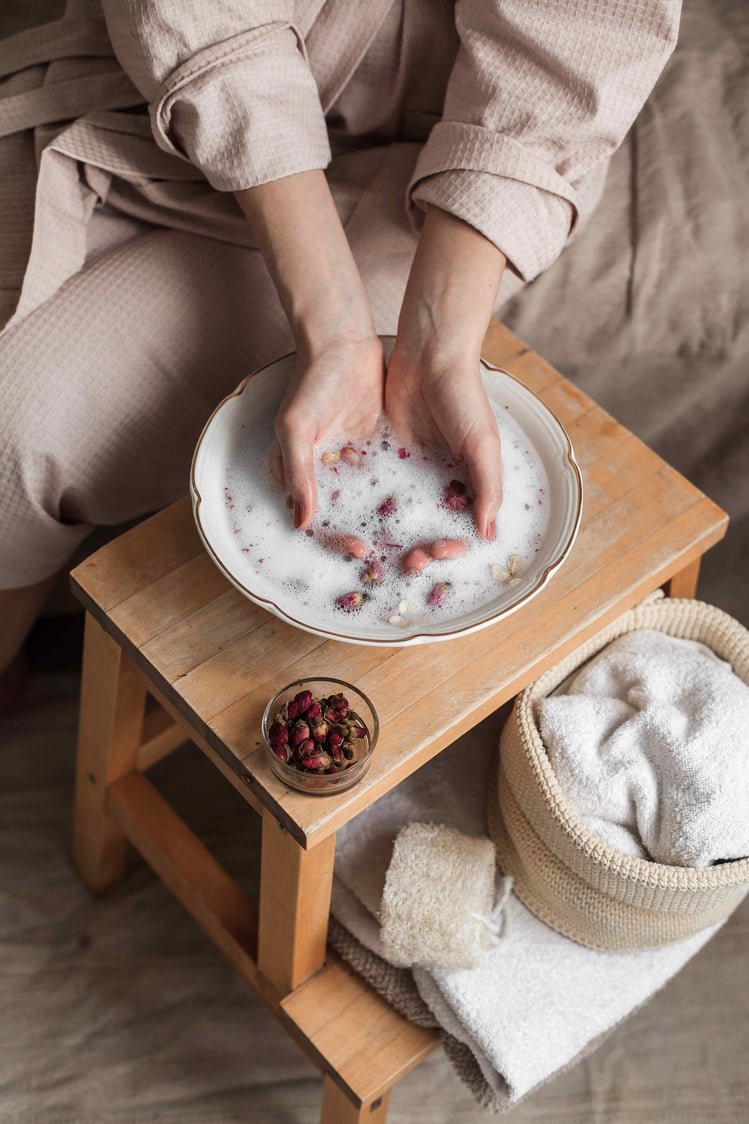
[223,408,550,629]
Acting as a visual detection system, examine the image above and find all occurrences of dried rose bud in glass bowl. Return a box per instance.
[261,678,379,795]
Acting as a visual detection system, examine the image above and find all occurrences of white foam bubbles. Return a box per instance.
[223,407,550,629]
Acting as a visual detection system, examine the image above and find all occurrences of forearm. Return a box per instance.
[235,171,376,354]
[396,206,506,365]
[236,171,384,529]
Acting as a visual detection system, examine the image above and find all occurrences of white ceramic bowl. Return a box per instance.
[190,338,582,647]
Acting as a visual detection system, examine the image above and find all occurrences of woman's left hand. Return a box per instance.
[385,206,507,540]
[385,344,502,540]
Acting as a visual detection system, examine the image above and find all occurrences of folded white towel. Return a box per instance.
[536,630,749,866]
[332,721,723,1110]
[380,822,497,970]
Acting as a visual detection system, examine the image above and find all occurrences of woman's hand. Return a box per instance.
[236,171,383,527]
[272,333,384,528]
[386,206,507,540]
[385,346,502,540]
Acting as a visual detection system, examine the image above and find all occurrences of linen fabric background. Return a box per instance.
[1,0,748,1121]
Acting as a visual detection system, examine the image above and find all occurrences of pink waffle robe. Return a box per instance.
[0,0,679,588]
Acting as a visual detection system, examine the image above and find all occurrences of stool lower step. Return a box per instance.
[106,770,439,1111]
[283,961,438,1108]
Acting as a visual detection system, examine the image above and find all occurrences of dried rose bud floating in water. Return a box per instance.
[491,554,523,586]
[340,445,362,466]
[441,479,470,513]
[335,590,367,613]
[376,496,397,517]
[426,581,451,607]
[360,558,384,584]
[322,444,362,468]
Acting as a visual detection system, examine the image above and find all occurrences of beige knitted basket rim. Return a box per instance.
[488,596,749,947]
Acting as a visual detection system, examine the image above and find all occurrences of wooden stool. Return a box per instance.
[70,322,727,1122]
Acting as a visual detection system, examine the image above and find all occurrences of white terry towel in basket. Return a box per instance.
[536,630,749,866]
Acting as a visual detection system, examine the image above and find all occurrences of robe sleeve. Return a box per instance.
[408,0,680,281]
[100,0,331,191]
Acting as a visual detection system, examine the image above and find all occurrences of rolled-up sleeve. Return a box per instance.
[101,0,331,191]
[409,0,681,281]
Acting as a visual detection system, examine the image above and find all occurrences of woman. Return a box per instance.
[0,0,680,691]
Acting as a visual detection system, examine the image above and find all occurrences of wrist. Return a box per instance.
[291,277,378,360]
[397,205,505,364]
[395,294,486,369]
[236,170,377,357]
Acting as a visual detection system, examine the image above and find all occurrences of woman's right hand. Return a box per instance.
[272,332,385,528]
[386,206,507,540]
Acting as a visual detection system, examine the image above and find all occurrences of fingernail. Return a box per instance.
[487,521,496,540]
[294,502,303,529]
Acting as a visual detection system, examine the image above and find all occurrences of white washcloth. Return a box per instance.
[536,630,749,866]
[332,721,722,1108]
[380,822,497,970]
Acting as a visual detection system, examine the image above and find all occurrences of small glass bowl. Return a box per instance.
[261,677,379,795]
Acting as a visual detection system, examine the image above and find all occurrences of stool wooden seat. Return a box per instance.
[70,321,727,1122]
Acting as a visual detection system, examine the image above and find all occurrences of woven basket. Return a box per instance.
[488,596,749,950]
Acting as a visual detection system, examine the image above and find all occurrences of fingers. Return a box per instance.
[463,426,503,540]
[274,418,317,529]
[383,381,418,446]
[387,348,503,538]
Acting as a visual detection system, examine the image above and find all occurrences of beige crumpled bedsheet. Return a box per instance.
[502,0,749,626]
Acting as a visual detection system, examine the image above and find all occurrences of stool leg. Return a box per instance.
[665,556,701,599]
[257,808,336,995]
[321,1077,390,1123]
[73,614,147,893]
